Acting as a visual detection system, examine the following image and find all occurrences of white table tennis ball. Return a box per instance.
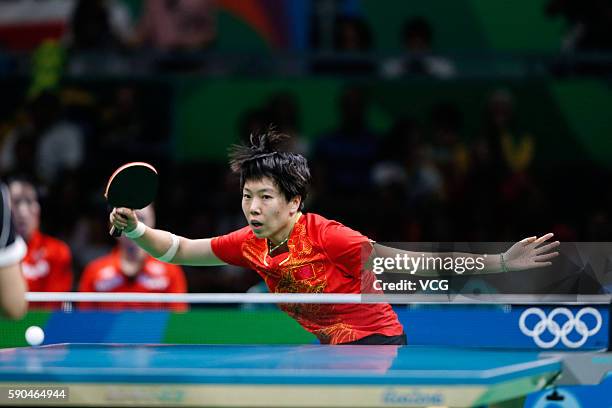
[25,326,44,346]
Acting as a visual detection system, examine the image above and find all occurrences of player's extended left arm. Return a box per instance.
[372,233,559,276]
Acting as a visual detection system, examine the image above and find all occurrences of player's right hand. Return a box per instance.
[110,208,138,233]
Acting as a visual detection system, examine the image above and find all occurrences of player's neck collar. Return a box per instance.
[267,212,302,251]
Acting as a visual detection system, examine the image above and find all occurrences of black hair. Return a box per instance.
[402,17,433,45]
[229,130,310,211]
[333,15,373,51]
[5,173,42,199]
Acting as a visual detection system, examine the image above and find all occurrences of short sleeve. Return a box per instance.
[0,183,26,267]
[211,226,252,268]
[322,221,372,278]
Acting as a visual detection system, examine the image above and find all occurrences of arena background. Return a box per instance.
[0,0,610,353]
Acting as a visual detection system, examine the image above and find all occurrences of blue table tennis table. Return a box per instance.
[0,344,609,407]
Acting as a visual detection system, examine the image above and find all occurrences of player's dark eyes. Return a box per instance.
[262,195,273,200]
[242,194,251,199]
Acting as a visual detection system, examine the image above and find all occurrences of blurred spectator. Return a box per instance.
[483,89,534,175]
[468,89,540,239]
[238,93,309,156]
[372,118,421,240]
[267,93,299,133]
[78,205,187,311]
[332,15,372,51]
[311,11,372,51]
[0,91,85,185]
[382,17,455,79]
[546,0,612,75]
[9,176,73,309]
[546,0,612,51]
[374,117,444,207]
[68,203,113,281]
[312,15,376,75]
[67,0,133,51]
[314,86,379,194]
[429,102,469,192]
[134,0,216,51]
[425,103,471,240]
[266,93,310,156]
[100,86,164,163]
[239,108,271,144]
[470,91,514,192]
[372,115,453,241]
[311,86,379,230]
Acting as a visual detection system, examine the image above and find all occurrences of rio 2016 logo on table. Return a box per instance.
[518,307,602,349]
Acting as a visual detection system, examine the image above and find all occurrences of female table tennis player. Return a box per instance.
[110,130,559,345]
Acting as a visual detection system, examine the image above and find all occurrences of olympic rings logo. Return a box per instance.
[518,307,603,349]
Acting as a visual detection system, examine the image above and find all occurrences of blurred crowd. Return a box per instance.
[2,82,612,305]
[0,0,611,77]
[0,0,217,53]
[0,0,611,307]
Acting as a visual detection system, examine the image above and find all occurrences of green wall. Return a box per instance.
[164,310,314,344]
[174,77,590,165]
[0,310,315,348]
[175,78,392,161]
[0,312,50,347]
[467,0,564,51]
[551,80,612,166]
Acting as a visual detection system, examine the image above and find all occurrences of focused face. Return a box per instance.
[9,181,40,241]
[242,177,299,241]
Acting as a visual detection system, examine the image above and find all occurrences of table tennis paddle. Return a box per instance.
[105,162,158,237]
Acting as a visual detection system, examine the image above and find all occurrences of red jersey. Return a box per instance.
[78,249,187,311]
[212,213,404,344]
[22,230,72,309]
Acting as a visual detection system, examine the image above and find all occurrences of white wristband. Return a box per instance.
[124,221,146,239]
[157,233,180,262]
